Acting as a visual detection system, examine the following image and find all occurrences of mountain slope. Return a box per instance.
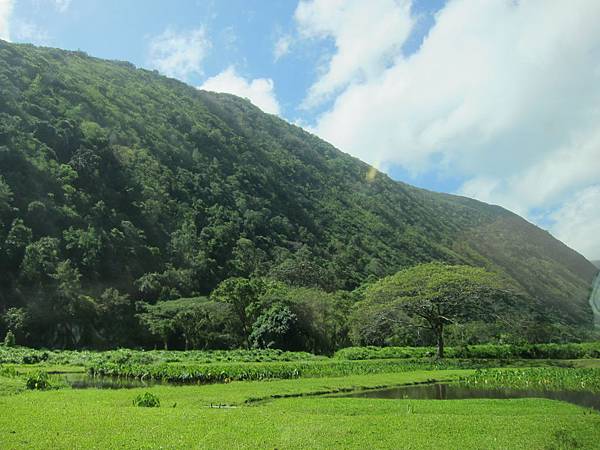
[0,41,596,338]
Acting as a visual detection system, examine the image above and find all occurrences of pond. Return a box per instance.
[334,383,600,411]
[59,373,167,389]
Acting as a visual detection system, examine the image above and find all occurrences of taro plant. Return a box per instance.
[133,392,161,408]
[25,371,51,390]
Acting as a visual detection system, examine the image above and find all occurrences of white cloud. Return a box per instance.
[274,34,292,61]
[0,0,13,41]
[550,186,600,260]
[53,0,71,13]
[299,0,600,258]
[295,0,413,108]
[147,27,210,80]
[0,0,68,42]
[12,19,51,45]
[199,66,281,115]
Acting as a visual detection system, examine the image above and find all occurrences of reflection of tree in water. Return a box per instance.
[435,383,448,399]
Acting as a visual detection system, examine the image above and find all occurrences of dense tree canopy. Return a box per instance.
[0,41,596,349]
[354,263,515,357]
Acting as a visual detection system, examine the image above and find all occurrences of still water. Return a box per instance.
[336,383,600,411]
[59,374,600,412]
[60,373,166,389]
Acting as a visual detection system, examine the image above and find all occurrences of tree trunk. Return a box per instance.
[435,324,444,359]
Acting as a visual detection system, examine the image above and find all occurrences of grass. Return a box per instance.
[0,367,599,448]
[2,349,600,448]
[0,383,598,449]
[0,375,24,396]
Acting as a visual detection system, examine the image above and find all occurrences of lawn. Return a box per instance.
[1,369,599,449]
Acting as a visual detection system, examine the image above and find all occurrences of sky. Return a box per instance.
[0,0,599,260]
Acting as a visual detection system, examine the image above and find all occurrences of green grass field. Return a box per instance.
[2,346,600,449]
[1,369,599,449]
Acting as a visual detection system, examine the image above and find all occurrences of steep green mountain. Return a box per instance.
[0,41,596,346]
[592,261,600,270]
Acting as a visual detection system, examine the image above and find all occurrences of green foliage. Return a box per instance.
[351,263,519,357]
[5,370,600,449]
[250,303,300,350]
[25,371,51,390]
[3,308,27,338]
[460,368,600,393]
[0,345,321,366]
[3,330,15,347]
[136,296,237,350]
[133,392,160,408]
[335,342,600,360]
[89,358,474,384]
[0,40,595,349]
[211,278,268,345]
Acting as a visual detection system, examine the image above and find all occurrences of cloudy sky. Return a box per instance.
[1,0,599,260]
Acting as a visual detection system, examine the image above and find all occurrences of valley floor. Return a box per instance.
[1,369,599,449]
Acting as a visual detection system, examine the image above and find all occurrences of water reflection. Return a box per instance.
[337,383,600,411]
[60,373,165,389]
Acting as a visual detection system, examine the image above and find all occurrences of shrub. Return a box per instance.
[89,358,486,384]
[0,365,18,377]
[25,371,51,390]
[3,330,16,347]
[133,392,160,408]
[22,351,49,364]
[334,342,600,361]
[460,368,600,393]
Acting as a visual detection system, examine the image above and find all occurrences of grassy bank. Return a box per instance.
[1,356,600,449]
[0,377,598,449]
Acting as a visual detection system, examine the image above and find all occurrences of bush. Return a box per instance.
[3,330,16,347]
[22,351,49,364]
[89,358,483,384]
[460,368,600,393]
[25,371,51,390]
[133,392,160,408]
[334,342,600,360]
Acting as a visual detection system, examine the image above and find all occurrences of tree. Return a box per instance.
[136,297,236,350]
[359,263,509,358]
[249,303,300,350]
[4,219,32,266]
[0,175,13,223]
[51,260,98,348]
[3,307,27,343]
[96,288,134,347]
[210,277,268,346]
[21,237,61,284]
[136,302,176,350]
[268,247,335,291]
[187,301,239,349]
[272,286,353,354]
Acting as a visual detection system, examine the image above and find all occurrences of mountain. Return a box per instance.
[593,261,600,270]
[0,41,597,345]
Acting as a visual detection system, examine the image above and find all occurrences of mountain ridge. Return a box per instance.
[0,41,596,347]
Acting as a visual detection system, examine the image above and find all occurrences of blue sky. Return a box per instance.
[1,0,599,260]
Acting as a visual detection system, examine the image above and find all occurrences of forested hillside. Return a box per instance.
[0,41,596,348]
